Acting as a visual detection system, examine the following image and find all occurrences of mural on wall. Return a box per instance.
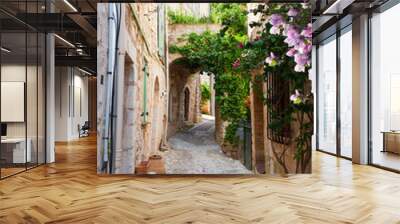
[97,2,313,175]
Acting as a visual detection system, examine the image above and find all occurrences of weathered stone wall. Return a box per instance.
[98,4,168,174]
[97,4,108,173]
[247,4,313,174]
[168,24,221,46]
[261,80,313,174]
[167,64,201,138]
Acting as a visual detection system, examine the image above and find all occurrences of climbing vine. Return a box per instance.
[238,3,313,173]
[167,9,215,24]
[170,3,313,173]
[201,83,211,105]
[170,3,249,145]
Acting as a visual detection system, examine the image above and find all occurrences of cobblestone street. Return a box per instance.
[164,116,252,174]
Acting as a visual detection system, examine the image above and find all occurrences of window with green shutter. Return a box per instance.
[142,58,149,123]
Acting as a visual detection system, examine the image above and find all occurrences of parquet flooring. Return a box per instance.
[1,135,400,223]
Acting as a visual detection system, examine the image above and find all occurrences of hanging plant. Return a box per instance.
[169,3,250,146]
[238,3,313,173]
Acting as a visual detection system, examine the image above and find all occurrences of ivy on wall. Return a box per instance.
[239,3,313,173]
[167,9,215,24]
[169,3,313,173]
[169,3,249,145]
[201,83,211,105]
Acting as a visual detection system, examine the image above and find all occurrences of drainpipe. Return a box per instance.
[101,3,119,172]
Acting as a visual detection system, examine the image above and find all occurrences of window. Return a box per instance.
[157,4,166,61]
[0,1,46,179]
[142,59,149,123]
[339,27,352,158]
[317,35,337,154]
[266,73,291,144]
[370,3,400,171]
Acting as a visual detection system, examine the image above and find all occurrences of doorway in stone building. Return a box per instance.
[151,77,161,155]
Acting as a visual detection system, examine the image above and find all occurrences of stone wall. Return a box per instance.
[97,4,168,174]
[261,80,313,174]
[167,66,201,138]
[247,4,313,174]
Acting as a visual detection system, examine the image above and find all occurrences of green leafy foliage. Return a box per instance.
[167,9,215,24]
[242,4,313,173]
[216,73,249,145]
[210,3,248,37]
[201,83,211,105]
[170,3,249,145]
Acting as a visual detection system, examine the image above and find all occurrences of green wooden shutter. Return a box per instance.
[143,59,149,123]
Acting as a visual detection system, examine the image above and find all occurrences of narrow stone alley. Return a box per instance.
[164,116,252,174]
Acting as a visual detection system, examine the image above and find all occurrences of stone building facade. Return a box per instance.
[98,3,168,174]
[247,4,313,174]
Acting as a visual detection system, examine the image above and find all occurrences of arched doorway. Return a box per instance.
[184,87,190,121]
[151,77,160,153]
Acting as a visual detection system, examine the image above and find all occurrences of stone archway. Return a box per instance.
[167,57,201,137]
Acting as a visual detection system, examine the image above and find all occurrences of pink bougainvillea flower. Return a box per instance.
[238,42,244,49]
[232,59,241,68]
[301,23,312,38]
[294,64,306,72]
[294,53,308,66]
[282,24,291,36]
[295,41,312,54]
[284,27,301,47]
[270,26,281,35]
[286,48,297,57]
[287,8,299,17]
[269,14,284,27]
[265,11,311,73]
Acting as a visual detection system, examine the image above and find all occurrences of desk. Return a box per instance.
[1,138,31,163]
[382,131,400,155]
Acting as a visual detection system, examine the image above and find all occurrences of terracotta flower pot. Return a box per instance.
[147,155,165,174]
[135,161,149,174]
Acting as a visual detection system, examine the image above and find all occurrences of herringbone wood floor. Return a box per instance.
[1,136,400,224]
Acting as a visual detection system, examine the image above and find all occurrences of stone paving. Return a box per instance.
[164,116,252,174]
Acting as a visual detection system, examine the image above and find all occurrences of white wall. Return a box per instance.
[1,65,26,138]
[55,67,89,141]
[1,65,37,138]
[1,63,46,164]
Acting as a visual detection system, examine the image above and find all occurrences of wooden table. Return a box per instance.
[1,138,31,164]
[381,131,400,154]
